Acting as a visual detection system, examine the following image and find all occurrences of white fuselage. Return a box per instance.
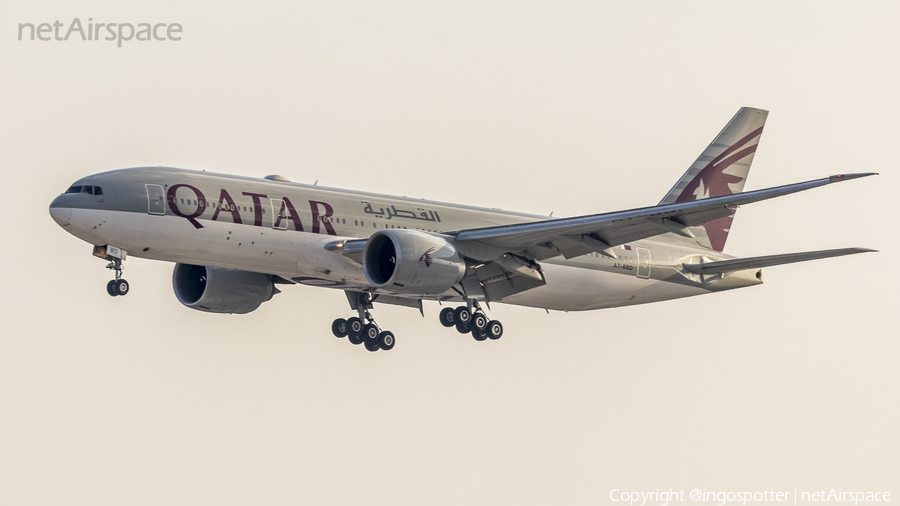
[50,167,761,311]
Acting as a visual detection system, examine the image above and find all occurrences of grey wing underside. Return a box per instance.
[331,173,874,264]
[452,173,876,261]
[327,173,875,303]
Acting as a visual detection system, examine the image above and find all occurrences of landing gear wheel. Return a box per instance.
[363,323,380,342]
[113,279,129,296]
[107,280,118,297]
[439,307,456,327]
[378,331,395,351]
[332,318,348,338]
[454,306,472,325]
[471,312,489,332]
[347,317,363,335]
[347,317,364,345]
[473,330,488,342]
[362,323,380,350]
[487,320,503,340]
[455,321,470,334]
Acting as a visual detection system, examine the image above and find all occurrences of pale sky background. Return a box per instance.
[1,2,897,505]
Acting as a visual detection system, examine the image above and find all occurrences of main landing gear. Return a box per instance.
[332,307,396,353]
[105,257,129,297]
[438,302,503,342]
[331,293,501,352]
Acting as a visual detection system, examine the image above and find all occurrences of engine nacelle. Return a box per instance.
[172,263,278,314]
[363,230,466,295]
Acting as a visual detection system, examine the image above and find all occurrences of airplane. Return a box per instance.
[49,107,876,352]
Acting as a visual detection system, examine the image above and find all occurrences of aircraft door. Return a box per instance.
[146,184,165,215]
[636,247,651,279]
[270,199,288,230]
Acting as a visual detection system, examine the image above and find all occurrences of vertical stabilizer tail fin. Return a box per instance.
[659,107,768,251]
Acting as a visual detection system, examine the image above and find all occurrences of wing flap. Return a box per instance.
[682,247,876,275]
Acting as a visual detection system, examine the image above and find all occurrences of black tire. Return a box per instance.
[364,339,380,352]
[471,312,489,331]
[473,330,488,342]
[454,306,471,325]
[455,320,470,334]
[332,318,348,338]
[487,320,503,340]
[348,317,363,335]
[106,280,118,297]
[378,331,395,351]
[347,317,364,344]
[114,279,129,296]
[363,323,380,346]
[439,307,456,327]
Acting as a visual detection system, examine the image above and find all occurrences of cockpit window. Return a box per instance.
[65,185,102,195]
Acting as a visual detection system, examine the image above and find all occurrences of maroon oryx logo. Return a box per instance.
[419,247,436,267]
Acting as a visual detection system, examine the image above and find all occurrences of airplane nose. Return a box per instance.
[49,196,72,226]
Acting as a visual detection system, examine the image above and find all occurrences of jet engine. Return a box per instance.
[362,230,466,295]
[172,263,278,314]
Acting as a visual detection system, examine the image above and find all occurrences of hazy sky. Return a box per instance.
[1,2,897,505]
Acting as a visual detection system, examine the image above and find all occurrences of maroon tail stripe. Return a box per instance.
[705,126,764,168]
[710,144,759,176]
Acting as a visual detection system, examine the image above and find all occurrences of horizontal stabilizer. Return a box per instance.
[682,247,876,275]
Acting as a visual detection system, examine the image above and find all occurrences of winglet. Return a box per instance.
[829,173,878,183]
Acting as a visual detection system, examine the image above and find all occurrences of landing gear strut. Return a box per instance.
[440,300,503,342]
[332,292,396,352]
[105,257,129,297]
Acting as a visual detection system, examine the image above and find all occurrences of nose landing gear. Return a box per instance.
[104,254,129,297]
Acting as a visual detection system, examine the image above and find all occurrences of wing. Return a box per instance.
[452,173,876,261]
[326,172,874,302]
